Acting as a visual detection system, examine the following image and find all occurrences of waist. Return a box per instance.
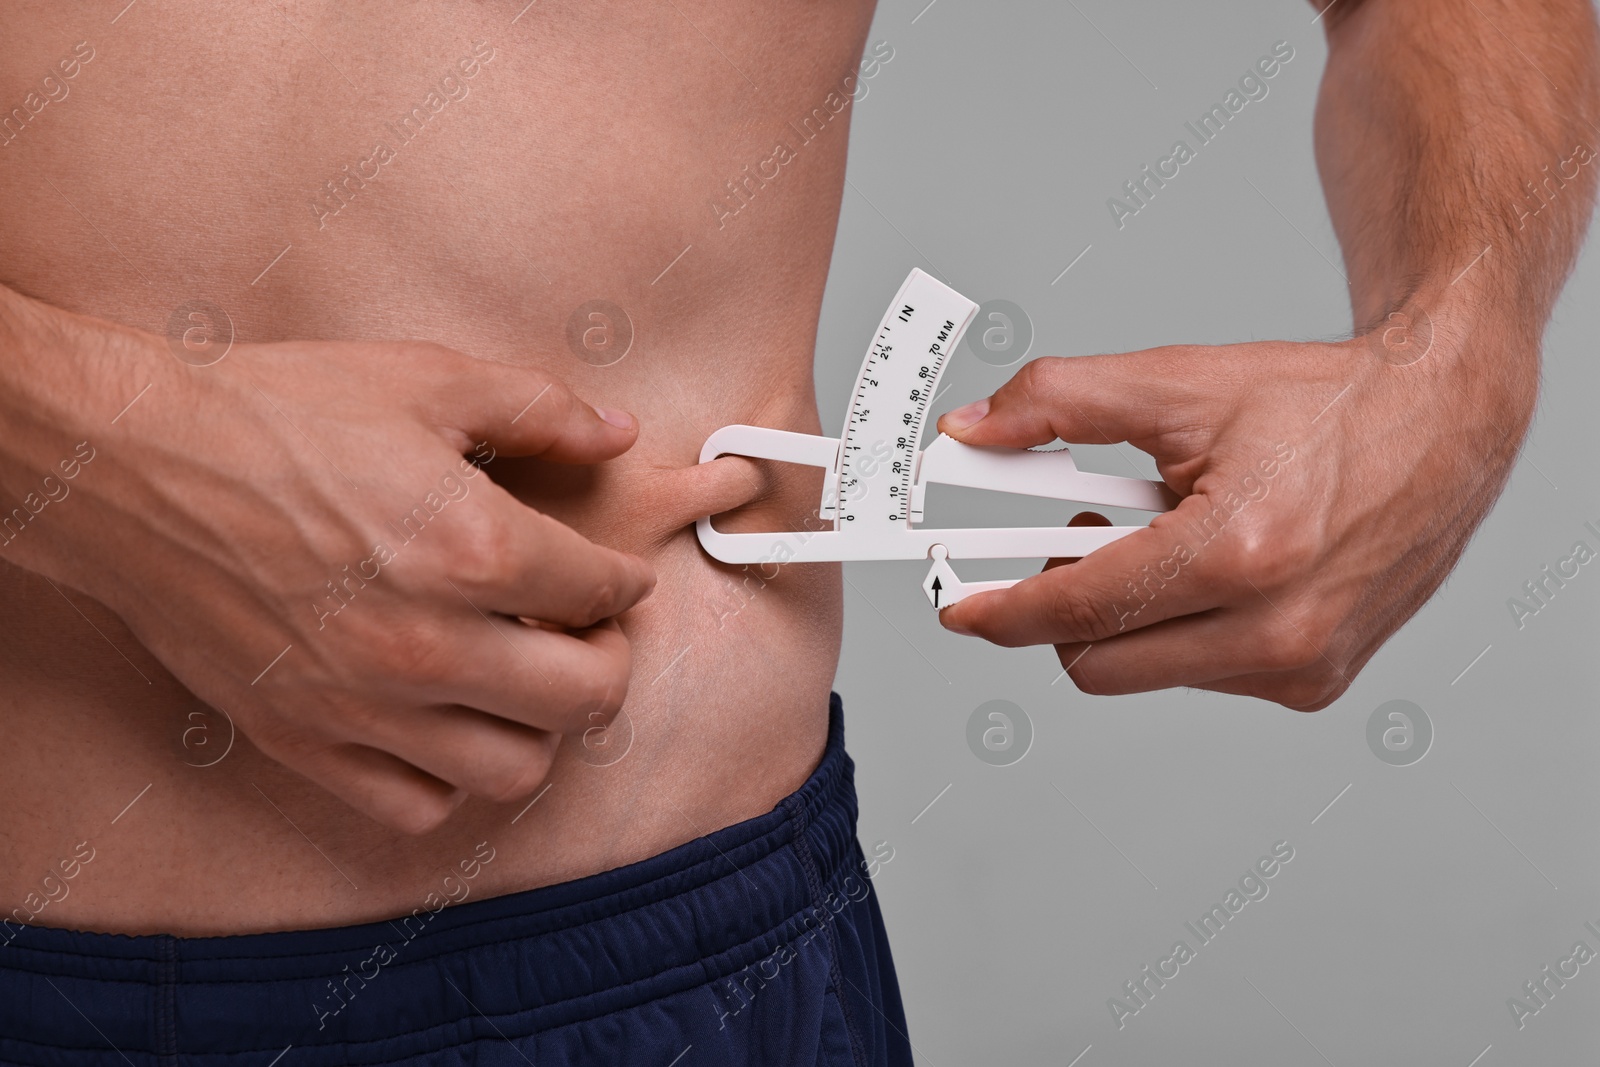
[0,477,843,935]
[0,697,871,1061]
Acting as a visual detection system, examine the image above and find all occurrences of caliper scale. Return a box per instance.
[696,269,1176,607]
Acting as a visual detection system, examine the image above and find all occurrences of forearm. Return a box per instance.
[1313,0,1600,366]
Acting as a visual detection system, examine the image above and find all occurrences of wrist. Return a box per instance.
[0,284,172,431]
[1357,271,1542,434]
[0,286,171,572]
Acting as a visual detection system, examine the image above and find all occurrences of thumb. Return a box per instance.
[935,352,1178,449]
[431,364,638,464]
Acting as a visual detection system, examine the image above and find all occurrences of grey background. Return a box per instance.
[819,1,1600,1064]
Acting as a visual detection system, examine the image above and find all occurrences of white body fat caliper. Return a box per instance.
[695,269,1177,607]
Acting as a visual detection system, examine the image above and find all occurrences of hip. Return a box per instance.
[0,695,909,1067]
[0,535,842,936]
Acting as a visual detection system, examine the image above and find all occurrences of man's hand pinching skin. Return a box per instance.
[0,291,747,834]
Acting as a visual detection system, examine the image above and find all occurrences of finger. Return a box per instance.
[936,350,1195,447]
[1046,610,1286,695]
[1043,512,1112,570]
[286,742,466,836]
[1191,672,1345,712]
[354,704,560,804]
[422,614,634,735]
[939,492,1235,646]
[424,356,638,464]
[441,490,655,626]
[1048,608,1348,709]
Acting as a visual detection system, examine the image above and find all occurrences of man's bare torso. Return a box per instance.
[0,0,874,934]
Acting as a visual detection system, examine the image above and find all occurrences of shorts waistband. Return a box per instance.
[0,694,862,1064]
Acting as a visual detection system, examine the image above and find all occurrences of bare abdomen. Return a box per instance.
[0,0,869,934]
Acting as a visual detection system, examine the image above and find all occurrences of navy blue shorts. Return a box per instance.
[0,695,911,1066]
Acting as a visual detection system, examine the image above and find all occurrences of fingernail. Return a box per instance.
[940,611,976,636]
[595,407,634,429]
[942,397,990,431]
